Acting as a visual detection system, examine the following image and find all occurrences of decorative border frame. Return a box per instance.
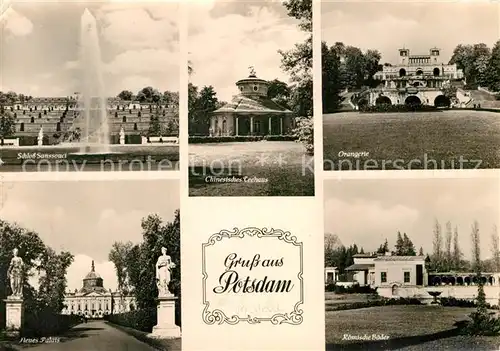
[202,227,303,325]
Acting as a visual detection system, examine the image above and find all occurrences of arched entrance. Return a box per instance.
[405,96,421,106]
[391,285,399,296]
[399,68,406,77]
[433,67,440,76]
[416,69,423,76]
[375,96,392,106]
[434,95,451,108]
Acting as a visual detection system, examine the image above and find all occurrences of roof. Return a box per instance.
[374,255,426,262]
[345,263,375,271]
[352,254,377,258]
[213,95,292,114]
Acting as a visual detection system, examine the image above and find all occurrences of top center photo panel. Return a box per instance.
[322,1,500,171]
[188,0,314,197]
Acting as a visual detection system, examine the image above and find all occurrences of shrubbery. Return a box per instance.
[188,135,296,143]
[440,297,478,308]
[22,310,80,337]
[360,104,439,113]
[293,116,313,155]
[105,299,181,333]
[326,297,422,312]
[325,283,377,294]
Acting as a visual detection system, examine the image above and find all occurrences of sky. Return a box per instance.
[0,180,179,292]
[324,177,499,260]
[188,0,307,102]
[321,1,500,64]
[0,1,179,97]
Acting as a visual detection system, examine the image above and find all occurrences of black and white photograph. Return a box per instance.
[322,1,500,170]
[187,0,313,196]
[324,176,500,350]
[0,2,179,172]
[0,180,181,351]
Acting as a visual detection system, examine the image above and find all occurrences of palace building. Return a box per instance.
[4,94,177,145]
[364,47,465,107]
[61,261,135,319]
[209,69,294,137]
[329,253,500,306]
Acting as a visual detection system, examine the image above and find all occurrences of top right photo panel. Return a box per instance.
[322,1,500,171]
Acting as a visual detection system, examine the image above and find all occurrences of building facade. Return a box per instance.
[61,261,135,319]
[209,69,294,136]
[366,47,464,107]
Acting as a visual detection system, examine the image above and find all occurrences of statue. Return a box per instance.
[248,66,256,77]
[156,247,176,297]
[119,127,125,145]
[7,248,23,298]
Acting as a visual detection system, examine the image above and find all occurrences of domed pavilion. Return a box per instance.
[210,67,293,137]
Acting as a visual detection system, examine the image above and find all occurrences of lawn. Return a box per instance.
[188,141,314,196]
[323,110,500,170]
[326,304,500,350]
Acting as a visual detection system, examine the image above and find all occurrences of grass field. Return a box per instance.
[189,141,314,196]
[326,304,500,350]
[323,110,500,170]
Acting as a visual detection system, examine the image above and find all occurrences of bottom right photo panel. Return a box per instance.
[324,175,500,350]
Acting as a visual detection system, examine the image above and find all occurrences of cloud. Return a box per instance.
[105,49,178,75]
[2,8,33,36]
[324,197,420,249]
[66,254,118,292]
[189,3,305,101]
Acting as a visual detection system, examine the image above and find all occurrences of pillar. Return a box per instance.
[149,296,181,339]
[280,117,283,135]
[235,117,239,136]
[4,298,24,338]
[268,117,272,135]
[250,116,254,135]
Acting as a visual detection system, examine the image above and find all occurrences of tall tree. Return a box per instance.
[402,233,416,256]
[432,219,443,271]
[452,226,463,271]
[376,238,389,254]
[109,241,134,293]
[491,225,500,272]
[445,221,453,271]
[0,105,17,146]
[117,90,134,101]
[394,232,404,255]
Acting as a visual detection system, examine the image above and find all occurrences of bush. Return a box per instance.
[440,297,477,308]
[292,116,313,155]
[460,311,500,336]
[22,310,80,337]
[106,300,181,333]
[325,284,377,294]
[188,135,296,143]
[327,297,422,312]
[106,308,156,333]
[360,104,438,113]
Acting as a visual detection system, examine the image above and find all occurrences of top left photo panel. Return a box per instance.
[0,1,180,172]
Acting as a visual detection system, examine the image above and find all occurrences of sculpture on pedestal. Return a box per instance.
[119,127,125,145]
[156,247,176,297]
[7,248,23,298]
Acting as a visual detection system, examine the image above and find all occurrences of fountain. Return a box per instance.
[37,126,43,146]
[73,8,111,154]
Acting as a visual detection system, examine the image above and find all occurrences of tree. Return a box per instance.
[322,42,343,113]
[120,210,180,310]
[431,219,443,271]
[0,105,17,146]
[267,79,291,109]
[488,40,500,91]
[109,241,134,293]
[36,248,74,312]
[394,232,404,255]
[491,225,500,273]
[445,221,453,271]
[376,239,389,254]
[402,233,416,256]
[137,87,162,104]
[117,90,134,101]
[452,226,463,271]
[188,85,219,136]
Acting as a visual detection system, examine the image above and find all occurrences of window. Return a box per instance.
[253,85,258,92]
[381,272,387,283]
[404,272,411,283]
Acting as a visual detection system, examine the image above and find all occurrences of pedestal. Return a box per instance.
[4,297,24,338]
[149,295,181,339]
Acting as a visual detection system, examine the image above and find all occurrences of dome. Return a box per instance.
[80,260,106,293]
[235,67,269,98]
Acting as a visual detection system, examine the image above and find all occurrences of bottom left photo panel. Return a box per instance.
[0,179,181,351]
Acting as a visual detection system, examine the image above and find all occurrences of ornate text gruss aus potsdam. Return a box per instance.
[17,152,67,160]
[213,270,294,294]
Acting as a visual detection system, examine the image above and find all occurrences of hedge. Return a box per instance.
[325,283,377,294]
[326,297,422,312]
[22,310,81,337]
[105,299,182,333]
[360,104,439,113]
[189,135,297,143]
